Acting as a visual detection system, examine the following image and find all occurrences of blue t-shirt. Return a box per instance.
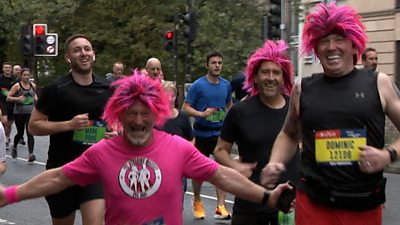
[185,76,232,137]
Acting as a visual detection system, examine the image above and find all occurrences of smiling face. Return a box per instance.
[21,70,31,82]
[120,101,155,147]
[255,61,284,99]
[65,37,95,74]
[315,34,357,77]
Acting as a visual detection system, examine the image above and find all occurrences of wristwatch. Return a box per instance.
[385,147,398,163]
[261,191,270,205]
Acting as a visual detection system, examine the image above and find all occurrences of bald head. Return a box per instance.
[13,65,22,78]
[112,62,124,77]
[145,57,162,79]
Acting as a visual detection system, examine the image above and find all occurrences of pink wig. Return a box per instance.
[244,40,294,96]
[301,2,367,62]
[102,70,170,130]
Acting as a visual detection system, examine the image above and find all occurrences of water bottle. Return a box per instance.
[278,210,295,225]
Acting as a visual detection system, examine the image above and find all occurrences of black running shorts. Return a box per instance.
[194,136,218,157]
[45,183,104,218]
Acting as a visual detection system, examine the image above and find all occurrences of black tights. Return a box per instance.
[13,114,34,154]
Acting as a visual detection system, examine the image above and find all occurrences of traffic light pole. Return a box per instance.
[20,21,37,82]
[262,14,268,41]
[185,0,193,83]
[173,13,179,82]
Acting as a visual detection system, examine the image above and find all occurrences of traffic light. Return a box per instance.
[34,24,46,36]
[182,11,197,42]
[164,30,174,51]
[33,24,58,56]
[33,24,47,55]
[268,0,281,39]
[21,24,33,56]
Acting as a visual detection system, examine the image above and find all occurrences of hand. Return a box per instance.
[69,113,90,130]
[0,184,6,207]
[201,108,217,118]
[358,145,391,173]
[104,130,120,139]
[266,182,295,209]
[232,161,257,178]
[261,163,286,189]
[276,181,296,213]
[17,95,26,103]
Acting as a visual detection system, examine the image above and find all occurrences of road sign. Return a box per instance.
[34,33,58,57]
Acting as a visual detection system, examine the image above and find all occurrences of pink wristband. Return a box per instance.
[3,185,18,204]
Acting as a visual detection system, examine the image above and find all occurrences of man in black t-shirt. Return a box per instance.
[214,40,299,225]
[0,62,17,149]
[28,34,115,225]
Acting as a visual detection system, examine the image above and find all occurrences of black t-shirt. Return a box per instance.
[36,73,112,168]
[230,73,247,102]
[0,74,17,114]
[220,95,300,214]
[161,111,193,141]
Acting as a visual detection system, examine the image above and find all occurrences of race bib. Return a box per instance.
[22,96,34,105]
[0,88,9,96]
[205,109,225,123]
[72,120,107,145]
[315,129,366,166]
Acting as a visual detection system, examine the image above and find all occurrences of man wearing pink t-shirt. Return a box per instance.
[0,72,292,225]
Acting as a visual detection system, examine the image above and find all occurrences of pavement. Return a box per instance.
[385,160,400,174]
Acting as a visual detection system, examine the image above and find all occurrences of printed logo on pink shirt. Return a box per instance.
[119,157,162,198]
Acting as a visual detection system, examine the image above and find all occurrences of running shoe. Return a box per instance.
[11,146,17,159]
[28,154,36,162]
[192,198,206,219]
[214,204,231,220]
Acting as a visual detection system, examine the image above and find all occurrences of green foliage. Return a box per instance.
[0,0,270,85]
[191,0,264,80]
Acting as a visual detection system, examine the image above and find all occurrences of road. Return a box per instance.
[0,131,399,225]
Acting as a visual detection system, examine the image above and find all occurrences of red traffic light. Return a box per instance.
[35,26,45,36]
[165,31,173,40]
[33,24,47,36]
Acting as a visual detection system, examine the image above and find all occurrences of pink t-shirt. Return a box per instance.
[63,129,218,225]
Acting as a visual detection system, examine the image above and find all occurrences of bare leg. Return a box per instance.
[80,199,105,225]
[51,212,75,225]
[216,187,226,206]
[192,179,202,201]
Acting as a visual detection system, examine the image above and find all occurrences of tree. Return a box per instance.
[0,0,276,85]
[190,0,264,81]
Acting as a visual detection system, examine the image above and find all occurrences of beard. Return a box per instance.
[71,61,93,74]
[125,129,153,147]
